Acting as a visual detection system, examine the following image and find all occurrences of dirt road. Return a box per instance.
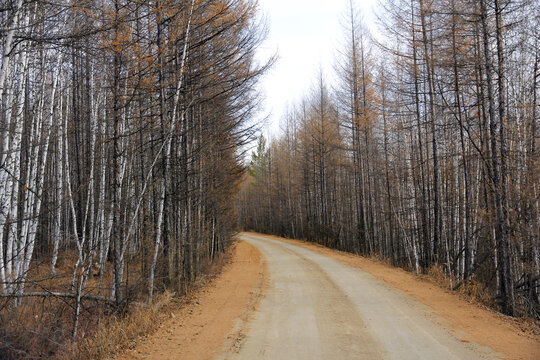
[219,233,500,360]
[120,232,538,360]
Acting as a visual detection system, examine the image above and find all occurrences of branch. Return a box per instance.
[0,292,114,304]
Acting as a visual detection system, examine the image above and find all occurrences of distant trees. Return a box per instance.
[238,0,539,318]
[0,0,268,354]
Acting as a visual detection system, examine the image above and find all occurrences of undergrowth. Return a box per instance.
[426,264,494,309]
[0,244,232,360]
[70,291,173,360]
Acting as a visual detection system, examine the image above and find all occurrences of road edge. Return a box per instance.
[116,240,267,360]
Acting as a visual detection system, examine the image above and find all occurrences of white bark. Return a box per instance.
[5,30,30,296]
[63,93,80,290]
[0,0,24,101]
[0,4,27,293]
[148,0,196,304]
[97,105,108,287]
[22,53,63,280]
[110,156,127,299]
[50,91,64,275]
[74,66,97,289]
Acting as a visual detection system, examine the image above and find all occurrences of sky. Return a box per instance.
[254,0,379,138]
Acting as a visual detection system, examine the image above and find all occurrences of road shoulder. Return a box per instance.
[116,240,265,360]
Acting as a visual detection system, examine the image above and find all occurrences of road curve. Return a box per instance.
[219,233,500,360]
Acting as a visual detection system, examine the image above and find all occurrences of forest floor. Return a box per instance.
[117,232,539,360]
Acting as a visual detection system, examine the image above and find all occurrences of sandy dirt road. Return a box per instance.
[219,233,500,360]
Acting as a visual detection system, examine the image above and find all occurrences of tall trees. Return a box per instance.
[0,0,268,353]
[238,0,539,318]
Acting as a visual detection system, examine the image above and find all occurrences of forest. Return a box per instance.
[0,0,268,357]
[238,0,539,319]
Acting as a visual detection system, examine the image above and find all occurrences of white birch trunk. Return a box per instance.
[148,0,196,304]
[0,0,24,101]
[110,157,127,299]
[97,104,108,287]
[75,70,97,289]
[50,92,64,275]
[0,8,27,293]
[5,32,30,297]
[63,94,81,290]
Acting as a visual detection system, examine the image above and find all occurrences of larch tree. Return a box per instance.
[0,0,270,355]
[238,0,539,318]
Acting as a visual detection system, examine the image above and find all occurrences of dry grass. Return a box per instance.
[0,244,233,360]
[72,245,232,360]
[0,252,113,359]
[425,264,495,310]
[70,291,173,360]
[0,296,72,358]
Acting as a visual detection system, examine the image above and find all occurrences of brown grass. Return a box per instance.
[71,246,232,360]
[0,252,115,359]
[0,244,233,359]
[71,291,173,360]
[425,264,495,309]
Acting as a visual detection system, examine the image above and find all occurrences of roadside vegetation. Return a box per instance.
[0,0,269,357]
[238,0,539,320]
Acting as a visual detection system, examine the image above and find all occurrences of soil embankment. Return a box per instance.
[117,240,265,360]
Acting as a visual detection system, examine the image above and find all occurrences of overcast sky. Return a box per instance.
[255,0,378,138]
